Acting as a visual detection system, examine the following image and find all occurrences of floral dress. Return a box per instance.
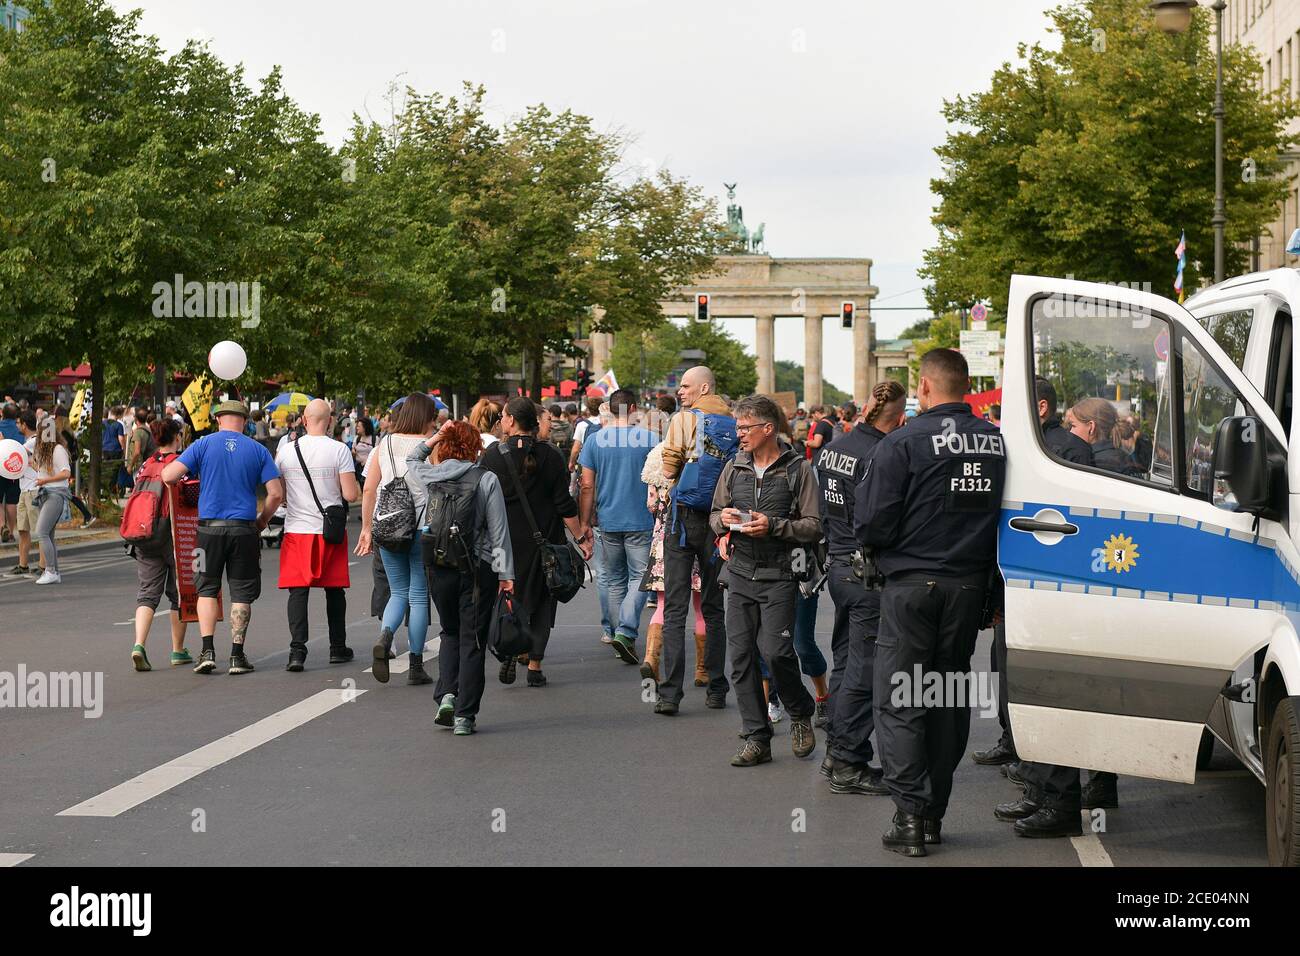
[641,443,701,593]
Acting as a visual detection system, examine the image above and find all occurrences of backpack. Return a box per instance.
[120,451,177,553]
[549,418,573,456]
[421,466,482,573]
[372,438,418,553]
[671,410,738,513]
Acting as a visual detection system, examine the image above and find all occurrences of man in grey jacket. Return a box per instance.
[406,426,513,735]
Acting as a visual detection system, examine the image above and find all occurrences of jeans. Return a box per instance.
[379,545,430,654]
[792,592,827,677]
[594,529,652,641]
[34,490,67,575]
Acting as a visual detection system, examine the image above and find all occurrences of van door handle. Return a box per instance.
[1009,517,1079,536]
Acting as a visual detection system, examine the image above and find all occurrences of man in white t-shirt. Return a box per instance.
[274,399,360,671]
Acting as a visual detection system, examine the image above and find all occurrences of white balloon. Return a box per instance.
[208,340,247,380]
[0,439,27,479]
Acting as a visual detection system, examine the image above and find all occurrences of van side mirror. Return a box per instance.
[1211,416,1276,516]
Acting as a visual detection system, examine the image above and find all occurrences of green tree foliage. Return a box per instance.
[922,0,1297,317]
[773,359,850,405]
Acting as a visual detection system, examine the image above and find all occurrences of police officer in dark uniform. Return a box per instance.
[815,381,908,795]
[973,377,1093,769]
[710,395,823,767]
[856,348,1007,856]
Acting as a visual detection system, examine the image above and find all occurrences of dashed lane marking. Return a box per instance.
[1070,815,1115,866]
[0,853,33,867]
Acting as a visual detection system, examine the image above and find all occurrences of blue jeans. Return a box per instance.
[595,529,652,641]
[379,545,429,654]
[793,591,827,677]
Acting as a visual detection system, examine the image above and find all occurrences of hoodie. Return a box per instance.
[405,445,515,580]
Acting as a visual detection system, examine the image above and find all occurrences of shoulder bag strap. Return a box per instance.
[496,441,546,548]
[293,435,327,518]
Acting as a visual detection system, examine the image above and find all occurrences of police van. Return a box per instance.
[1002,261,1300,866]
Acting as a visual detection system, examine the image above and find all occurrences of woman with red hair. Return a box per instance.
[405,420,514,735]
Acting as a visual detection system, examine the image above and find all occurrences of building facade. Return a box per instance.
[1,3,29,31]
[1229,0,1300,269]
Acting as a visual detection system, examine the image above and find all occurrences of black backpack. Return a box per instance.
[422,466,482,573]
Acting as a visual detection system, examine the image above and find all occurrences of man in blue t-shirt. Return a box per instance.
[579,388,655,665]
[164,401,283,676]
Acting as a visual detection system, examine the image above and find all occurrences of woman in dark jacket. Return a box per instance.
[1066,397,1142,478]
[480,397,592,686]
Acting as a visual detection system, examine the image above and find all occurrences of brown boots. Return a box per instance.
[694,632,708,686]
[641,623,662,682]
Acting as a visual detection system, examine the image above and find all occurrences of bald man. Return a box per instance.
[275,398,360,671]
[655,365,734,714]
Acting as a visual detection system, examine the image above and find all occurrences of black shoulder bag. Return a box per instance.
[496,440,585,604]
[293,435,348,545]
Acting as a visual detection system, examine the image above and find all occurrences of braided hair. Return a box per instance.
[864,381,906,426]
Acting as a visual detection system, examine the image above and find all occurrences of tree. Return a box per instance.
[610,318,685,393]
[921,0,1296,318]
[678,321,757,398]
[773,359,850,405]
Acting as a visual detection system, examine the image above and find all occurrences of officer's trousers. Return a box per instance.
[873,572,986,819]
[728,575,813,743]
[659,505,728,705]
[826,556,880,765]
[1020,764,1117,812]
[992,622,1015,755]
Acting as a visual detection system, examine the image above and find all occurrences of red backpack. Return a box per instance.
[120,451,178,552]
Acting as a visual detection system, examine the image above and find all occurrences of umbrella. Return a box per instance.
[264,391,312,424]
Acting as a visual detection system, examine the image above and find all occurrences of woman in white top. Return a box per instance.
[30,422,71,585]
[354,392,439,684]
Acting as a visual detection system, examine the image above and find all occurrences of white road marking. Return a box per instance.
[57,688,365,818]
[0,853,33,867]
[0,556,130,587]
[112,620,135,626]
[1070,813,1115,866]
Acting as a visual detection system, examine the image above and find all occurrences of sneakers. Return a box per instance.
[600,631,615,645]
[131,644,151,672]
[730,738,773,767]
[767,701,786,724]
[80,516,98,529]
[705,694,727,709]
[328,646,354,664]
[653,699,679,716]
[193,648,218,675]
[499,656,517,685]
[8,565,29,575]
[33,570,61,585]
[814,697,830,729]
[789,716,816,758]
[453,716,476,736]
[435,694,456,727]
[610,634,639,665]
[228,650,255,675]
[170,649,193,666]
[286,652,306,673]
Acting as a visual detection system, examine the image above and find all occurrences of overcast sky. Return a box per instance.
[111,0,1058,392]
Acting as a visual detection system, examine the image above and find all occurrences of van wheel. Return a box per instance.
[1266,697,1300,866]
[1196,729,1215,770]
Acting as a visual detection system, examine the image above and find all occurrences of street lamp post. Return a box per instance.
[1151,0,1228,283]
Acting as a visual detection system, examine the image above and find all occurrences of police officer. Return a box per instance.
[856,348,1006,856]
[711,395,822,767]
[816,381,908,795]
[996,381,1116,839]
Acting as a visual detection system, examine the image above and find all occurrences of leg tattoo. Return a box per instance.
[231,603,251,645]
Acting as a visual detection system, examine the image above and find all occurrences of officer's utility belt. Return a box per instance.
[886,569,989,587]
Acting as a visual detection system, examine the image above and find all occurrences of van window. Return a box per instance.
[1177,332,1256,500]
[1030,295,1173,487]
[1266,309,1292,438]
[1195,308,1253,368]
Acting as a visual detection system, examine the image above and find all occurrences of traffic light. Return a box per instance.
[695,293,710,322]
[577,368,592,391]
[840,301,856,330]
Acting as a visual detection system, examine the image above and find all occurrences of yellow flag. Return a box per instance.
[68,385,89,432]
[182,375,214,432]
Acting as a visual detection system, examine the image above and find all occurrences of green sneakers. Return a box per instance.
[131,644,151,672]
[453,716,476,736]
[435,694,456,727]
[170,649,193,666]
[610,634,639,665]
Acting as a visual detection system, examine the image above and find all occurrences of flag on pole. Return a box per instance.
[1174,231,1187,304]
[593,369,619,394]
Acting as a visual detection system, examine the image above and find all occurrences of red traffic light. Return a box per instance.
[695,293,710,321]
[840,301,856,329]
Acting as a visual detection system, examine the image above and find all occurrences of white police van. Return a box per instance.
[1002,262,1300,865]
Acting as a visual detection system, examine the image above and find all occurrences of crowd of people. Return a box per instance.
[10,348,1160,857]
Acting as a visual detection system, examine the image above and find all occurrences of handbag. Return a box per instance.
[293,435,348,545]
[496,440,585,603]
[371,437,417,552]
[487,589,533,661]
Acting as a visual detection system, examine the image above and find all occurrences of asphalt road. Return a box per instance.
[0,532,1268,867]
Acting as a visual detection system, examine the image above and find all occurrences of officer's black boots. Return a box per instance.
[819,754,835,778]
[730,738,773,767]
[654,699,679,716]
[923,818,941,845]
[972,741,1017,766]
[705,693,727,709]
[1080,773,1119,809]
[994,797,1041,822]
[790,716,816,757]
[1000,761,1025,785]
[829,763,889,796]
[882,810,927,857]
[1013,807,1084,838]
